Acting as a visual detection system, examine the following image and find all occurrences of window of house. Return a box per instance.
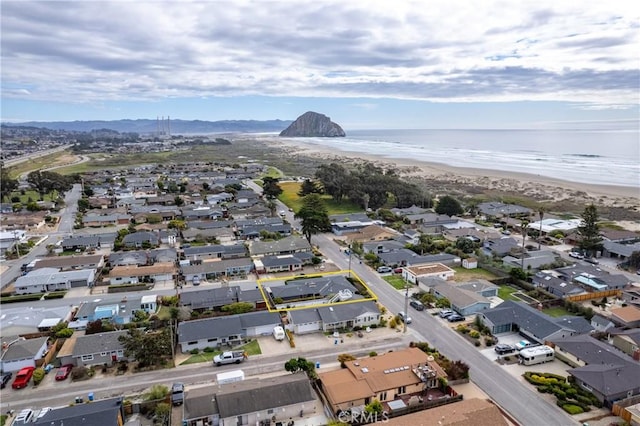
[101,352,107,356]
[397,386,406,394]
[379,391,387,400]
[81,354,94,361]
[188,341,197,345]
[267,409,274,415]
[208,338,218,342]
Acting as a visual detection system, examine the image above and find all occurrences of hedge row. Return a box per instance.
[0,293,42,304]
[44,291,67,299]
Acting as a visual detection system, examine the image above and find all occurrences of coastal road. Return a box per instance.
[314,233,577,426]
[2,145,73,168]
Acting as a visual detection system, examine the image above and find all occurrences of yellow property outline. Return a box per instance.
[256,269,378,313]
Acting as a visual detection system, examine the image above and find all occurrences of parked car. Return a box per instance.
[584,257,599,265]
[409,300,425,311]
[447,314,466,322]
[397,311,412,324]
[55,364,74,381]
[377,266,393,273]
[569,251,584,259]
[494,344,516,355]
[1,372,12,389]
[171,382,185,406]
[11,366,35,389]
[515,339,537,350]
[439,309,455,318]
[393,267,403,274]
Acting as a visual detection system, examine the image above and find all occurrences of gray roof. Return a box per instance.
[317,300,379,323]
[249,236,311,256]
[109,251,149,266]
[271,275,357,300]
[33,254,104,270]
[569,362,640,398]
[183,243,247,257]
[260,252,313,268]
[178,316,243,343]
[432,282,490,310]
[180,287,242,309]
[481,300,593,340]
[0,336,48,362]
[478,202,532,217]
[73,330,128,357]
[217,374,315,417]
[15,268,96,289]
[122,231,159,245]
[239,311,282,329]
[187,220,234,229]
[289,308,322,324]
[552,334,632,365]
[235,217,283,227]
[35,397,124,426]
[62,233,116,248]
[329,212,370,223]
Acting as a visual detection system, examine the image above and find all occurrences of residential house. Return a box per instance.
[182,374,317,426]
[343,225,400,244]
[72,330,129,366]
[177,316,243,353]
[82,213,131,227]
[1,211,48,230]
[287,301,380,334]
[329,212,381,235]
[181,257,254,282]
[607,329,640,359]
[61,233,117,250]
[610,306,640,328]
[427,280,494,316]
[109,250,150,266]
[179,286,266,311]
[158,229,178,245]
[403,263,455,284]
[149,247,178,263]
[183,243,247,261]
[122,231,160,248]
[477,202,532,218]
[482,237,519,257]
[502,249,558,271]
[108,262,175,285]
[182,227,236,244]
[75,295,156,325]
[238,223,292,240]
[318,347,448,414]
[129,205,180,222]
[248,236,311,257]
[14,268,96,294]
[182,206,224,220]
[34,397,125,426]
[602,239,640,262]
[234,189,261,205]
[362,240,406,255]
[478,300,593,343]
[267,275,362,305]
[569,361,640,408]
[555,264,630,292]
[621,286,640,308]
[0,336,49,372]
[383,398,509,426]
[226,203,271,220]
[590,315,615,332]
[527,218,581,236]
[33,254,105,271]
[533,271,584,298]
[378,249,460,268]
[254,252,314,274]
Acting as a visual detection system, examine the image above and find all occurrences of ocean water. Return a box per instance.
[267,129,640,188]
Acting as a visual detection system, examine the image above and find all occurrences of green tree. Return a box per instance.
[365,399,383,415]
[0,164,18,202]
[174,196,184,206]
[284,358,300,373]
[455,237,475,253]
[435,195,463,216]
[262,177,283,200]
[145,384,169,401]
[295,194,331,244]
[118,328,172,368]
[578,204,602,257]
[315,163,351,202]
[298,179,322,196]
[155,402,171,425]
[337,353,357,368]
[221,302,254,314]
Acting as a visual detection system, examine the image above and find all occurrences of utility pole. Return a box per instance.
[404,277,410,334]
[348,244,352,277]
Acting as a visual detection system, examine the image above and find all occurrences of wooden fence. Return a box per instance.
[612,394,640,423]
[566,289,621,302]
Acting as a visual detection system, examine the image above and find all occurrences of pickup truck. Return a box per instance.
[213,351,247,366]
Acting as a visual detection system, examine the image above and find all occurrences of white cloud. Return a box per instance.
[1,0,638,108]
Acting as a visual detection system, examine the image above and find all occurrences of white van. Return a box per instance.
[273,326,285,341]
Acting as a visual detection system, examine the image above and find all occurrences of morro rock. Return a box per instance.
[279,111,345,137]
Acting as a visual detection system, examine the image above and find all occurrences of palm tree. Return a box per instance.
[537,207,545,250]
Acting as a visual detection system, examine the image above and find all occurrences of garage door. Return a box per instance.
[245,324,278,337]
[294,322,321,334]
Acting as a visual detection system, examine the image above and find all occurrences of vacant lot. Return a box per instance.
[451,267,499,282]
[278,181,362,215]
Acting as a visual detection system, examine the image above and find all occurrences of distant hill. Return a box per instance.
[279,112,345,137]
[6,118,292,134]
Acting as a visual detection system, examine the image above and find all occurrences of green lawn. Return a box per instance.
[383,275,410,290]
[278,181,362,215]
[498,285,520,301]
[179,339,262,365]
[542,306,572,317]
[451,267,499,282]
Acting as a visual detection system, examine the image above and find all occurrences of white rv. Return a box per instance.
[518,345,555,366]
[273,326,285,341]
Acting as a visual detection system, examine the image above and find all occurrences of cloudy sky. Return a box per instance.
[1,1,638,129]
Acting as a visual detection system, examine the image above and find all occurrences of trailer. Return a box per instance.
[216,369,245,385]
[273,326,285,341]
[518,345,555,366]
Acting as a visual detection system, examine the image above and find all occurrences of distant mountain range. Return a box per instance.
[5,118,293,134]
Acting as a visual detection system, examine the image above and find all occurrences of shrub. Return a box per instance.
[189,349,199,355]
[456,325,469,334]
[71,366,88,381]
[469,330,480,339]
[203,347,215,353]
[369,351,377,357]
[32,368,46,385]
[562,404,584,415]
[474,340,481,347]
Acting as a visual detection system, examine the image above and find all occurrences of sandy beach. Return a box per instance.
[264,137,640,221]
